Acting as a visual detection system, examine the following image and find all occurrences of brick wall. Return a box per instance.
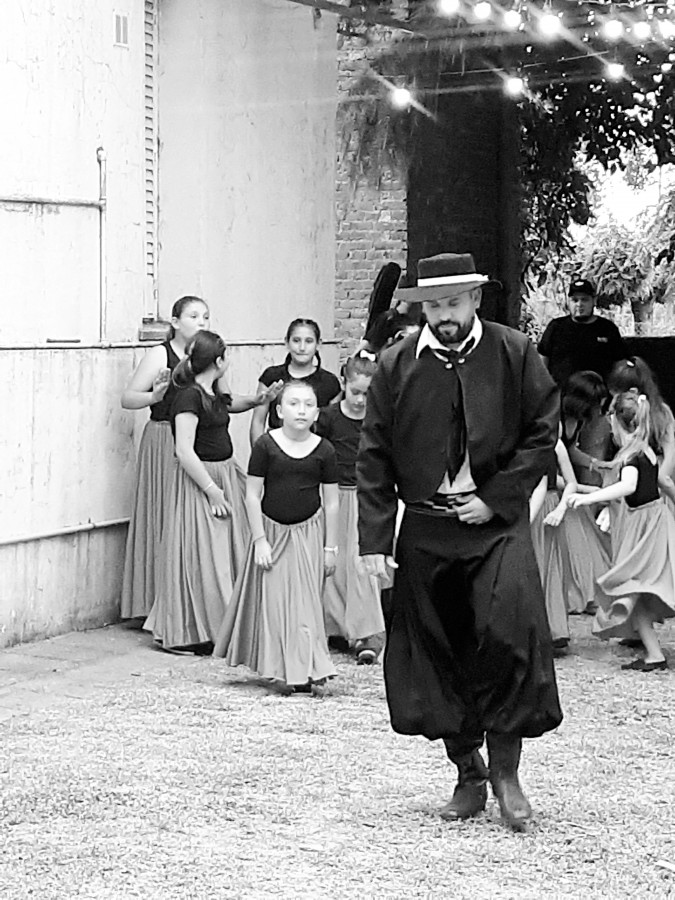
[335,7,523,351]
[335,19,409,355]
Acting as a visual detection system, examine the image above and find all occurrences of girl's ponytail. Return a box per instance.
[634,393,651,441]
[172,355,194,388]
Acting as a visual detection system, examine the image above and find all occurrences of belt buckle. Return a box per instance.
[426,495,458,515]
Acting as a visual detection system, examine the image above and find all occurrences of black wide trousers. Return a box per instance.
[383,508,563,749]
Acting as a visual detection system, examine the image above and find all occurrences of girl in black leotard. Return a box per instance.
[568,391,675,672]
[557,371,612,614]
[120,296,210,619]
[145,331,282,653]
[249,318,340,447]
[215,380,339,693]
[316,354,386,665]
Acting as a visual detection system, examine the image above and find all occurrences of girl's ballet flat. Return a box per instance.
[621,658,668,672]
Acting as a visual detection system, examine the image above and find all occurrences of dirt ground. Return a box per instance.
[1,617,674,900]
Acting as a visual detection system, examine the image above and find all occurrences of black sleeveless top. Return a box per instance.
[624,453,660,508]
[150,341,181,422]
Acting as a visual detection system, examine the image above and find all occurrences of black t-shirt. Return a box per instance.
[258,360,341,430]
[315,403,362,486]
[624,452,660,508]
[248,433,338,524]
[150,341,181,422]
[171,385,233,462]
[538,316,625,387]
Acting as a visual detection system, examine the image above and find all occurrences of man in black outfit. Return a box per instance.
[357,253,562,831]
[538,278,626,387]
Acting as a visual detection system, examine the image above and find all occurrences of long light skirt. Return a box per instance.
[593,498,675,640]
[120,420,175,619]
[145,458,249,649]
[214,509,337,685]
[560,505,611,613]
[530,491,570,642]
[322,487,385,642]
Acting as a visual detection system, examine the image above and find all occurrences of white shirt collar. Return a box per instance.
[415,316,483,359]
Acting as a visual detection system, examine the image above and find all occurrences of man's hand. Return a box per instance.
[454,494,494,525]
[359,554,398,580]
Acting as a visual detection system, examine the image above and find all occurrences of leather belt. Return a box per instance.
[406,492,472,517]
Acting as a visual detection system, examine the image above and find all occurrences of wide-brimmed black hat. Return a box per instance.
[396,253,490,302]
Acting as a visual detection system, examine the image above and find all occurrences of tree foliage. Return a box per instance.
[576,219,653,308]
[339,1,675,282]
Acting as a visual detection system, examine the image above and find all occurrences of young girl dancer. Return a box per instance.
[529,438,577,650]
[146,331,281,652]
[559,371,612,614]
[120,295,209,619]
[608,356,675,503]
[568,391,675,671]
[562,370,613,487]
[215,380,339,692]
[249,318,340,446]
[316,354,386,664]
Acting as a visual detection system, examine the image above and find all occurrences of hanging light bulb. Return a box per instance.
[505,75,525,96]
[391,87,413,109]
[662,61,673,72]
[503,8,522,29]
[602,18,624,40]
[659,19,675,39]
[606,62,625,80]
[474,1,492,22]
[438,0,461,16]
[539,12,562,37]
[633,21,651,41]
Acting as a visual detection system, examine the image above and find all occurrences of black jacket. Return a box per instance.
[357,321,559,554]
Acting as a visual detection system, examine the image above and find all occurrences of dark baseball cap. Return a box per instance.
[569,278,595,298]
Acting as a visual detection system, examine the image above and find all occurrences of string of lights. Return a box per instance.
[377,1,675,100]
[288,0,675,100]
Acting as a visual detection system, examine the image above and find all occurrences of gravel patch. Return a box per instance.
[1,618,674,899]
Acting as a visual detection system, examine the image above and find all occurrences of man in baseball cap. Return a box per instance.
[538,276,626,387]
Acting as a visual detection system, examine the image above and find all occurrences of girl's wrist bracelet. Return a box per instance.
[203,481,215,493]
[253,535,266,543]
[324,546,338,554]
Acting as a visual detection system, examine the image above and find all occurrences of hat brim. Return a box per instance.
[395,274,491,303]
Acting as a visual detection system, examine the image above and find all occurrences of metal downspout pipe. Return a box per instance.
[97,147,108,342]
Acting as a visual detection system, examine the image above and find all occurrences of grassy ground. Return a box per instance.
[1,617,674,900]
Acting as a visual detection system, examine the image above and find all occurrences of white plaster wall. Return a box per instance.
[0,340,338,647]
[0,0,340,647]
[0,0,148,343]
[0,528,126,649]
[157,0,338,342]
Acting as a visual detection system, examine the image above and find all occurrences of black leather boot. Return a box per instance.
[486,733,532,831]
[440,749,489,821]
